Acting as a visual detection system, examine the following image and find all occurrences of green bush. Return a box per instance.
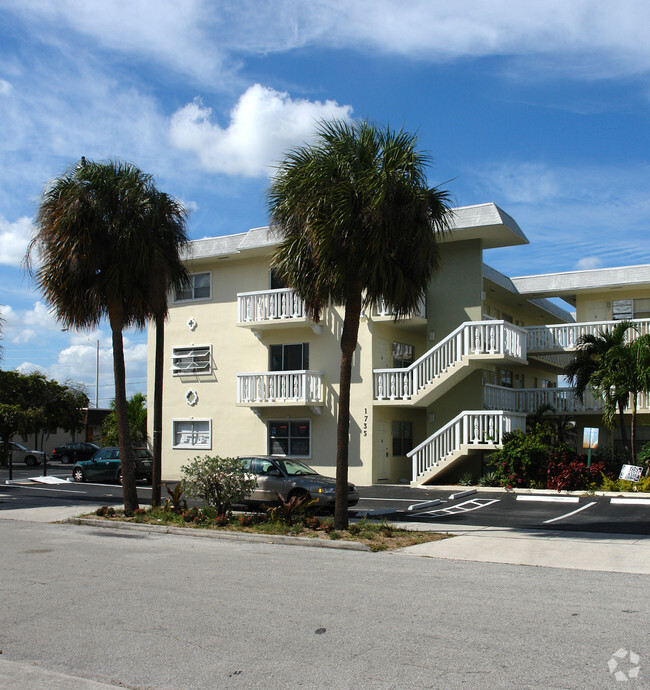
[478,471,500,487]
[181,455,257,515]
[488,424,555,488]
[457,472,474,486]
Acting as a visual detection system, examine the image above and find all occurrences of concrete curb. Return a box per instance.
[69,517,371,551]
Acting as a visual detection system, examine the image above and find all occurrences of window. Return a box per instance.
[173,420,211,449]
[392,342,414,368]
[268,420,311,457]
[270,343,309,371]
[501,312,513,323]
[498,369,513,388]
[270,268,287,290]
[633,298,650,319]
[174,272,211,302]
[392,421,413,456]
[172,345,212,375]
[542,379,553,389]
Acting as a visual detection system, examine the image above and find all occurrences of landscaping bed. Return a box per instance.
[84,505,451,552]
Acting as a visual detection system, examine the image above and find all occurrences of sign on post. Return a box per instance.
[583,427,599,449]
[583,427,599,468]
[619,464,644,483]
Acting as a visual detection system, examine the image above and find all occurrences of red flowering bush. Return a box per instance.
[546,448,603,491]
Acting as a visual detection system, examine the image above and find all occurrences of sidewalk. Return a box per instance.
[394,521,650,575]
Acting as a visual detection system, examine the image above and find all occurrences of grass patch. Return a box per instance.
[84,507,451,551]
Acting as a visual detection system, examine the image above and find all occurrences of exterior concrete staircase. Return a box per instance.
[408,410,527,485]
[373,320,528,407]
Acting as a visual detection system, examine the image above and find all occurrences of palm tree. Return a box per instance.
[267,120,451,528]
[597,334,650,463]
[565,321,633,456]
[102,393,148,446]
[27,158,188,513]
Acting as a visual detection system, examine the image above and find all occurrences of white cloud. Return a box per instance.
[170,85,353,176]
[0,216,33,267]
[0,79,12,95]
[6,0,650,87]
[575,257,603,270]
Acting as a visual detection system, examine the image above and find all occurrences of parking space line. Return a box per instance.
[543,501,596,524]
[422,498,500,517]
[6,485,88,495]
[611,497,650,506]
[517,495,579,503]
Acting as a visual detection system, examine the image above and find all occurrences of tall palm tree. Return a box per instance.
[27,158,188,513]
[268,120,451,528]
[146,193,190,507]
[565,320,633,456]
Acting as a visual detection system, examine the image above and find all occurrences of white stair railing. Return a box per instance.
[237,370,322,404]
[526,317,650,352]
[238,288,305,323]
[407,410,526,482]
[374,320,527,401]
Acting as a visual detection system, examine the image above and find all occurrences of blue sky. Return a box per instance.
[1,0,650,406]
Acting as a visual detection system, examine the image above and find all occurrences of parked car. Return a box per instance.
[238,455,359,508]
[6,442,45,466]
[72,447,153,484]
[52,442,99,464]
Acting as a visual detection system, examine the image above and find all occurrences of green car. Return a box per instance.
[71,447,153,484]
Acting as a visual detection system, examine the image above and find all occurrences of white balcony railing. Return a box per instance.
[374,320,526,401]
[372,297,426,319]
[238,288,306,324]
[237,370,322,404]
[407,410,527,482]
[483,384,650,414]
[526,318,650,352]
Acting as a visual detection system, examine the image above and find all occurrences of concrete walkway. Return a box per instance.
[395,521,650,575]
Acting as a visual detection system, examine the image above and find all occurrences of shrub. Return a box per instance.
[181,455,257,515]
[238,514,255,527]
[304,515,321,530]
[214,514,229,526]
[546,448,603,491]
[265,493,316,526]
[488,425,555,488]
[162,483,187,514]
[478,471,500,487]
[458,472,474,486]
[95,505,109,517]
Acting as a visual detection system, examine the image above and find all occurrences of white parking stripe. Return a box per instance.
[517,495,579,503]
[543,501,596,524]
[6,485,88,494]
[611,497,650,506]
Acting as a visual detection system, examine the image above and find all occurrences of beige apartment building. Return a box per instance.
[147,203,650,485]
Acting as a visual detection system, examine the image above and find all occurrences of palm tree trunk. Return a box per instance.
[631,395,638,464]
[109,311,138,513]
[335,283,362,530]
[152,314,164,507]
[617,399,630,458]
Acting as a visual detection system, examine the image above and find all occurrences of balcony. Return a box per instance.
[237,370,323,408]
[483,383,650,415]
[369,297,426,326]
[237,288,317,332]
[526,317,650,354]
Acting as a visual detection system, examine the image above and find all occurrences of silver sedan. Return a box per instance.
[239,455,359,508]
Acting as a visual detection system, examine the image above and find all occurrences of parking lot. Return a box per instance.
[3,460,650,535]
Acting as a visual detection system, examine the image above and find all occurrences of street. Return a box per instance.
[1,517,648,689]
